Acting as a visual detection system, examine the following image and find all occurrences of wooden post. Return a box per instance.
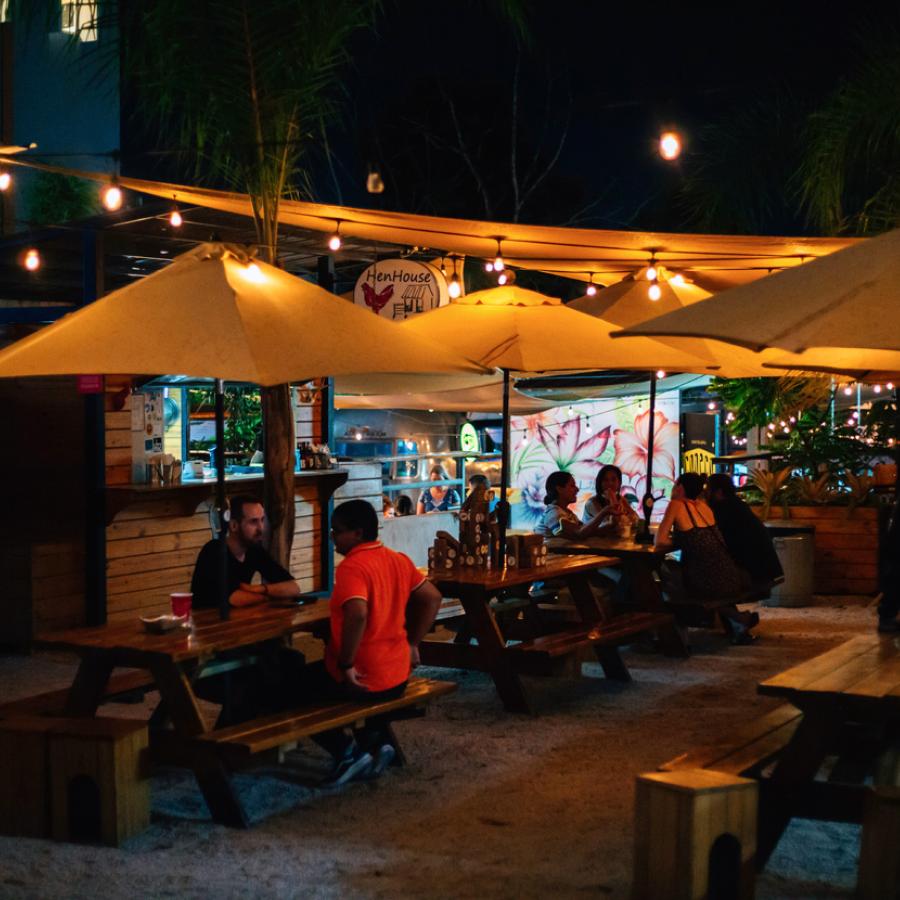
[634,768,758,900]
[498,368,511,562]
[857,786,900,899]
[637,371,657,544]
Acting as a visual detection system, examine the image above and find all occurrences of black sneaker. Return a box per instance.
[322,749,373,787]
[877,617,900,634]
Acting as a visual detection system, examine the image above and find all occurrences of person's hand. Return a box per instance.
[342,666,366,689]
[240,582,267,595]
[409,643,421,668]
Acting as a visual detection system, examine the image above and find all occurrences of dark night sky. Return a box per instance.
[325,2,883,233]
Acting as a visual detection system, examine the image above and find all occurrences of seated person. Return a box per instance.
[189,495,303,723]
[707,474,783,587]
[468,473,499,514]
[395,494,414,516]
[583,465,640,534]
[311,499,443,786]
[656,473,758,642]
[191,494,301,608]
[382,493,395,518]
[417,464,461,514]
[877,497,900,633]
[535,471,616,539]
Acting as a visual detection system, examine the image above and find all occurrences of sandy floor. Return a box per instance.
[0,598,879,899]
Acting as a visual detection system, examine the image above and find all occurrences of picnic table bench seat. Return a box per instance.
[508,610,673,678]
[154,676,457,773]
[665,577,780,632]
[0,669,156,719]
[659,703,804,777]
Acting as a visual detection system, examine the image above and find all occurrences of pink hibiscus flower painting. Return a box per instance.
[613,409,679,483]
[537,418,611,483]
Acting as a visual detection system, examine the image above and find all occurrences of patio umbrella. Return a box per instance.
[0,242,486,617]
[398,285,715,555]
[614,227,900,356]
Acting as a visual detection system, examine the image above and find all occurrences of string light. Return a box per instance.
[168,197,183,228]
[497,271,510,285]
[328,221,342,252]
[586,273,597,296]
[0,171,10,191]
[101,180,123,211]
[708,402,717,411]
[484,260,495,272]
[659,130,682,161]
[887,382,895,390]
[656,370,666,379]
[843,385,853,396]
[448,258,462,299]
[873,384,882,393]
[24,248,40,272]
[567,405,575,417]
[584,417,592,433]
[648,283,662,301]
[670,273,685,286]
[493,238,505,272]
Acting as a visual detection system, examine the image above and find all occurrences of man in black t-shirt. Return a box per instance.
[191,494,301,609]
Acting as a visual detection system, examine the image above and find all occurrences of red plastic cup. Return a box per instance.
[170,592,193,619]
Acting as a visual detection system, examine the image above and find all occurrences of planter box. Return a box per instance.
[757,506,881,595]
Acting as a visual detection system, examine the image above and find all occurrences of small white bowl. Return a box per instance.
[140,614,188,634]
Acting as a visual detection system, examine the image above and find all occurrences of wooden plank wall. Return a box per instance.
[331,462,382,571]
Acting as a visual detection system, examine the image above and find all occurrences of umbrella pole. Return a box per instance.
[215,378,229,620]
[637,371,658,544]
[498,368,511,566]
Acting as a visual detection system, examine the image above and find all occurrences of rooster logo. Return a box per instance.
[362,282,394,315]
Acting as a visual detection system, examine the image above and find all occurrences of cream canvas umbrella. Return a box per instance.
[615,227,900,357]
[0,242,486,615]
[398,285,715,551]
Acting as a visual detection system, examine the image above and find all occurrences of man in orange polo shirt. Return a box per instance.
[316,498,442,786]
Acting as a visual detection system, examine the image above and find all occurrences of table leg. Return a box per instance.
[193,751,250,829]
[63,654,114,716]
[757,705,842,868]
[627,561,689,658]
[458,588,533,715]
[565,572,631,681]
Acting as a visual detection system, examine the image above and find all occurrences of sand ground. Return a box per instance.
[0,599,879,899]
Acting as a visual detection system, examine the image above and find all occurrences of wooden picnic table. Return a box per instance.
[419,553,677,714]
[34,601,331,825]
[755,633,900,865]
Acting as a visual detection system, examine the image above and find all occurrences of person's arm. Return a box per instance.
[655,499,681,551]
[405,579,443,666]
[557,506,614,540]
[336,598,368,688]
[416,492,426,515]
[256,549,302,598]
[229,585,269,607]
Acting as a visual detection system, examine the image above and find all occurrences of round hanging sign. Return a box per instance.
[353,259,449,320]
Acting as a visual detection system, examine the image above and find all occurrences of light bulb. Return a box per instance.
[656,370,666,379]
[584,419,592,433]
[646,265,658,282]
[24,248,40,271]
[874,384,882,393]
[886,382,894,390]
[102,184,123,211]
[847,418,855,426]
[567,406,574,417]
[670,273,684,286]
[448,274,461,299]
[484,261,494,272]
[328,232,342,251]
[0,171,10,191]
[521,435,529,445]
[843,385,853,395]
[648,283,662,301]
[789,416,796,423]
[493,254,504,272]
[497,272,509,285]
[354,431,362,441]
[586,283,597,296]
[783,427,790,434]
[169,208,183,227]
[708,402,718,411]
[659,130,682,161]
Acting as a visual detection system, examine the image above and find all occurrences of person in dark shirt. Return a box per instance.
[707,474,783,586]
[877,497,900,633]
[191,494,301,608]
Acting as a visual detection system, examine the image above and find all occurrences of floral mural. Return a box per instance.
[509,396,680,528]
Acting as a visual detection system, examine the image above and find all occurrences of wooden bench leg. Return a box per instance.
[193,752,249,828]
[627,564,690,658]
[63,655,115,716]
[596,646,632,682]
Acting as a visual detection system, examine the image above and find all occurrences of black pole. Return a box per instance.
[215,378,229,620]
[498,368,511,565]
[637,371,658,544]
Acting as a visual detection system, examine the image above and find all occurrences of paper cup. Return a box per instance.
[170,592,193,618]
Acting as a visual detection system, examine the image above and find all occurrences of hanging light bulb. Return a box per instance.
[873,384,882,393]
[659,130,682,161]
[567,405,575,417]
[656,370,666,379]
[670,273,685,286]
[439,257,447,277]
[843,384,853,396]
[708,402,717,411]
[584,417,592,433]
[24,248,40,272]
[646,264,658,283]
[484,260,495,273]
[887,382,895,391]
[328,221,342,252]
[493,238,504,272]
[101,181,123,211]
[0,171,10,191]
[497,271,509,285]
[448,260,462,299]
[169,206,183,228]
[366,170,385,194]
[648,283,662,301]
[586,273,597,296]
[521,434,529,446]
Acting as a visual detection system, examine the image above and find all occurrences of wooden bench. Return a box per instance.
[0,669,156,719]
[666,578,779,637]
[659,703,803,777]
[508,610,673,679]
[155,675,456,769]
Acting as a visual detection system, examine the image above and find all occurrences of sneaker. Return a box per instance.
[322,749,373,787]
[877,617,900,634]
[363,744,396,780]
